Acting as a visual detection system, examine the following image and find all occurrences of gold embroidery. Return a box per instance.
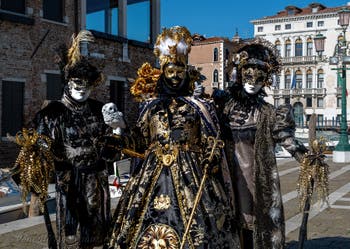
[137,224,180,249]
[154,194,171,210]
[155,144,179,167]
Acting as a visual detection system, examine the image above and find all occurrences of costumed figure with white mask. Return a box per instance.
[212,38,330,249]
[13,30,119,249]
[104,26,240,249]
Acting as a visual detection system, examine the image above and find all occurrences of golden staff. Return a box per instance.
[121,148,145,159]
[179,132,224,249]
[101,135,145,159]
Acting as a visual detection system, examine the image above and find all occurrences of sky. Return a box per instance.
[161,0,348,39]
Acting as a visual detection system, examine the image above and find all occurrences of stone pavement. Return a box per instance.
[0,157,350,249]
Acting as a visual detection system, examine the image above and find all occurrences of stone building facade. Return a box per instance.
[252,2,349,127]
[0,0,160,138]
[189,34,239,95]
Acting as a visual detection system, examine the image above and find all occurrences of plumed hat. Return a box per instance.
[57,30,104,87]
[233,37,281,86]
[154,26,193,70]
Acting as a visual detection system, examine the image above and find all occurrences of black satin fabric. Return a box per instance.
[34,90,111,248]
[106,81,240,248]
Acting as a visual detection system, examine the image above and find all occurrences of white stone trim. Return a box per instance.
[1,78,26,83]
[106,76,128,86]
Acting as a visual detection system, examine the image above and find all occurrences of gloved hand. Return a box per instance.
[98,135,125,162]
[200,151,220,174]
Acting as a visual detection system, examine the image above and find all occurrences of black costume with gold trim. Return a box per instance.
[105,26,240,249]
[35,89,111,248]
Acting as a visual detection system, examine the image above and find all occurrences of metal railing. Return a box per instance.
[273,88,326,97]
[281,55,326,65]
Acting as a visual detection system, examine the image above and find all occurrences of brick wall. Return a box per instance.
[0,0,156,135]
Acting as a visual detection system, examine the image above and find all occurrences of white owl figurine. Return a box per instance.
[102,102,126,135]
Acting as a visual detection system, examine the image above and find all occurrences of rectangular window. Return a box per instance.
[285,74,291,89]
[306,74,312,88]
[317,73,324,88]
[1,81,24,136]
[0,0,25,14]
[306,97,312,107]
[306,22,313,28]
[307,42,313,56]
[258,26,263,32]
[43,0,63,22]
[110,80,125,113]
[296,74,302,88]
[337,97,342,108]
[46,73,63,100]
[127,0,150,41]
[285,97,290,104]
[317,21,324,27]
[317,114,324,126]
[276,45,281,56]
[285,24,291,29]
[317,98,324,107]
[285,44,291,57]
[295,43,303,57]
[275,25,281,31]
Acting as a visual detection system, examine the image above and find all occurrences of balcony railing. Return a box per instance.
[281,55,326,65]
[273,88,326,97]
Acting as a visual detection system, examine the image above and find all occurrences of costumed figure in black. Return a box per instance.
[27,30,116,249]
[104,26,240,249]
[213,38,310,249]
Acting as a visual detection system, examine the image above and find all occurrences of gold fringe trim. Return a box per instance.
[297,137,329,211]
[14,128,55,212]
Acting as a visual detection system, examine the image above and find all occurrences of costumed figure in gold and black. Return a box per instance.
[32,31,116,249]
[213,38,308,249]
[105,26,240,249]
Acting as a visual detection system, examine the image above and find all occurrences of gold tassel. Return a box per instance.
[14,128,55,212]
[297,137,329,211]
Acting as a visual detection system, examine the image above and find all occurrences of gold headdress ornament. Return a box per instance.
[64,30,104,87]
[130,26,195,101]
[154,26,193,70]
[233,37,281,86]
[66,30,95,69]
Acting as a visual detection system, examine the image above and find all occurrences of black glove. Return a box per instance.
[200,151,220,174]
[98,135,125,162]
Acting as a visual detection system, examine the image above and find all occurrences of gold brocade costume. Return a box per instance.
[107,96,239,249]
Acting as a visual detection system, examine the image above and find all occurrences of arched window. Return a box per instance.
[285,69,291,89]
[295,38,303,57]
[213,69,218,82]
[275,39,281,56]
[317,69,324,88]
[306,69,313,88]
[213,48,218,61]
[295,69,302,88]
[293,102,304,127]
[225,48,229,60]
[307,37,313,56]
[285,39,291,57]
